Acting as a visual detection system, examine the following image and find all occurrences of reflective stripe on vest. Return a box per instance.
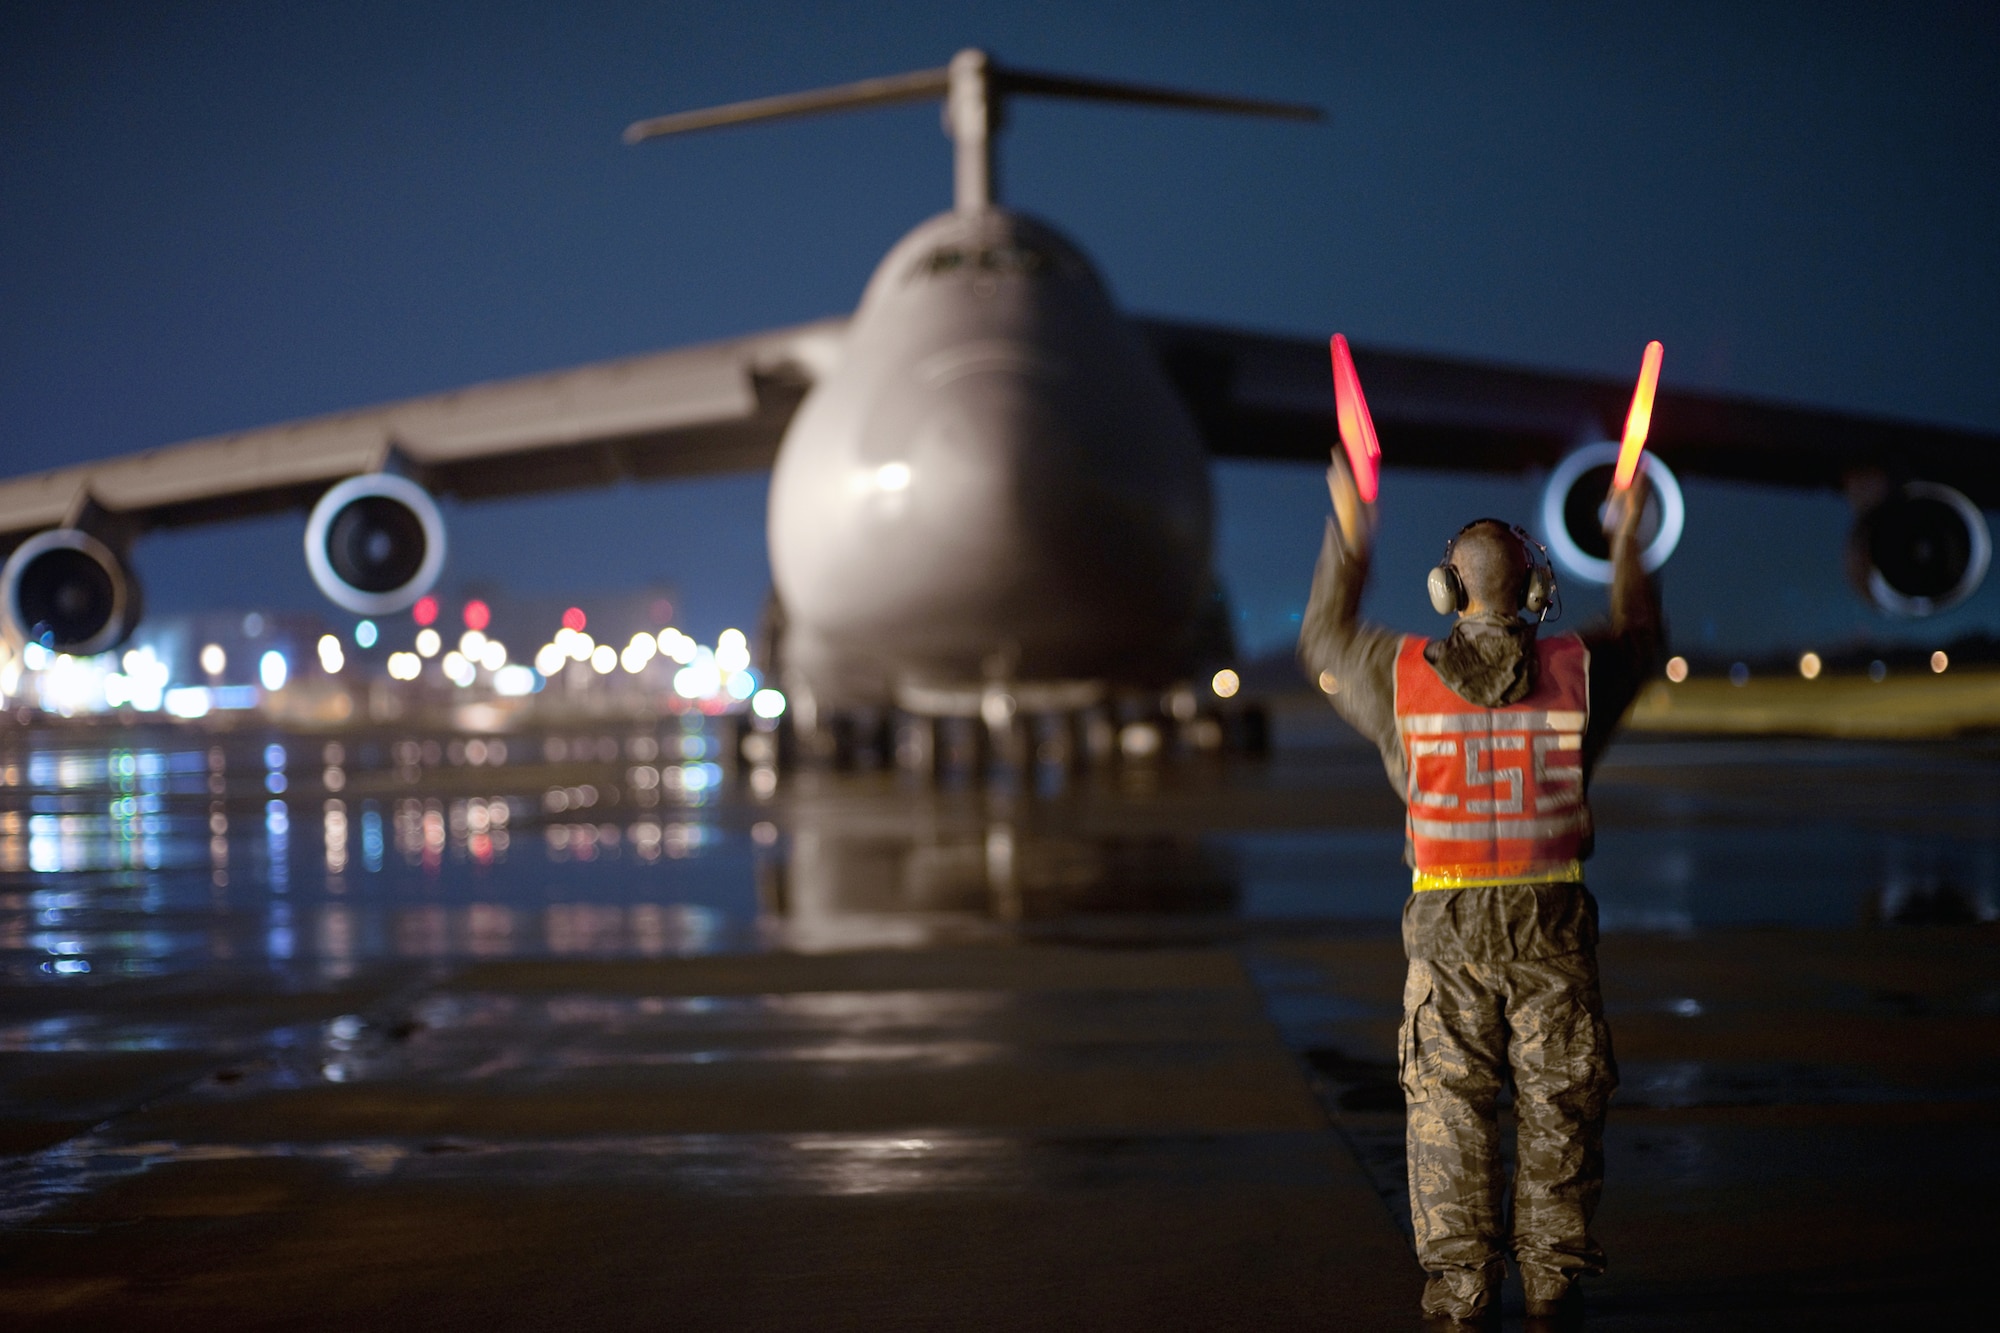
[1394,632,1591,891]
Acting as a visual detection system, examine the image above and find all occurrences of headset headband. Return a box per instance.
[1434,519,1561,622]
[1441,518,1548,565]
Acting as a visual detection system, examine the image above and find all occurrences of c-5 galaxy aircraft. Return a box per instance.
[2,50,1996,726]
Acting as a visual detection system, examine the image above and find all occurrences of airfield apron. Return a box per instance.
[1392,633,1617,1318]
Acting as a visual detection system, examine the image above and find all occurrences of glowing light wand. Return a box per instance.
[1329,334,1381,502]
[1613,340,1664,491]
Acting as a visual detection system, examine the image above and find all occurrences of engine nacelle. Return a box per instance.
[1848,481,1990,617]
[1538,441,1686,585]
[1,528,142,655]
[304,474,447,615]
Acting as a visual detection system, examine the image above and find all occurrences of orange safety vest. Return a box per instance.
[1393,633,1591,891]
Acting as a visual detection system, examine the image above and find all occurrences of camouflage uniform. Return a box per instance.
[1401,911,1617,1315]
[1299,521,1660,1321]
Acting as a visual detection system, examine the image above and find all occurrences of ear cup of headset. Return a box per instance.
[1524,565,1555,615]
[1426,564,1463,616]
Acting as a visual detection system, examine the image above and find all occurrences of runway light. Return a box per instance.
[165,685,213,718]
[460,630,488,659]
[562,606,587,632]
[1797,652,1821,680]
[660,629,697,665]
[590,644,616,674]
[1328,333,1381,503]
[1932,650,1949,674]
[535,643,565,676]
[442,651,476,688]
[716,629,751,673]
[1211,668,1240,699]
[200,643,227,676]
[112,646,168,712]
[1613,340,1665,491]
[675,653,721,699]
[479,640,507,672]
[386,652,422,681]
[751,688,786,719]
[318,635,345,674]
[565,630,594,663]
[493,664,539,696]
[354,619,378,649]
[1665,656,1689,683]
[415,628,441,658]
[413,596,438,627]
[259,650,289,692]
[463,599,491,632]
[622,633,658,674]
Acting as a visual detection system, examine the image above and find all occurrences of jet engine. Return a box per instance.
[304,473,447,615]
[1,528,142,655]
[1538,441,1686,584]
[1847,481,1990,617]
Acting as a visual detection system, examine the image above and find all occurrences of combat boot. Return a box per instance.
[1419,1269,1500,1325]
[1524,1285,1583,1330]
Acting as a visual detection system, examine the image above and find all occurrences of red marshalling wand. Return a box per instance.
[1328,334,1381,502]
[1613,340,1665,491]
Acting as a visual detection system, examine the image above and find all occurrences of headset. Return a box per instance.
[1426,519,1561,621]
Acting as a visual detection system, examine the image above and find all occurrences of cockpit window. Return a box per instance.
[913,244,1059,281]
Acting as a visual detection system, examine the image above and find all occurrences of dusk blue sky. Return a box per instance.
[3,2,1996,659]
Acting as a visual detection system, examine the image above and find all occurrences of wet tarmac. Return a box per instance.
[2,720,1996,1328]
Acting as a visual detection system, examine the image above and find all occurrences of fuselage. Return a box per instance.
[767,208,1216,714]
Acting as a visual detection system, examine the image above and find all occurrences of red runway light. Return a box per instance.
[412,596,438,626]
[463,599,491,632]
[1329,334,1381,503]
[1614,340,1665,491]
[562,607,587,632]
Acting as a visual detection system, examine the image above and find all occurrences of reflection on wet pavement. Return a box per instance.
[2,727,1998,1328]
[4,729,1996,981]
[6,1127,1346,1227]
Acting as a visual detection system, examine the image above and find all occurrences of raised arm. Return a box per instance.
[1299,456,1406,776]
[1606,474,1664,653]
[1581,470,1668,772]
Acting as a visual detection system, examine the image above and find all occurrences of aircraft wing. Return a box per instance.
[1139,318,2000,506]
[0,317,848,551]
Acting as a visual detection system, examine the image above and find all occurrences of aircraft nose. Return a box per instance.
[774,355,1209,659]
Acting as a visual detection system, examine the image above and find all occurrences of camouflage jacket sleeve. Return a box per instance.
[1578,522,1666,781]
[1297,519,1408,796]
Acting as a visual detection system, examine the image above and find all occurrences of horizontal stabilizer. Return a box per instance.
[993,68,1318,122]
[623,68,952,144]
[625,49,1320,211]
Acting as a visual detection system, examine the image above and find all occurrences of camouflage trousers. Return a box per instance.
[1399,951,1617,1319]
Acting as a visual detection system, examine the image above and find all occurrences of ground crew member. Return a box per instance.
[1299,456,1662,1327]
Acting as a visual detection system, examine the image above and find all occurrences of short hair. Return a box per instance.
[1450,521,1530,611]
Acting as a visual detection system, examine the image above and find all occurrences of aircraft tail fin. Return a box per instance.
[625,49,1320,212]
